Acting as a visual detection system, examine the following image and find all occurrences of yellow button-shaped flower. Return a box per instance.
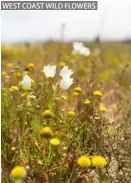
[77,156,91,167]
[93,91,102,96]
[42,110,55,118]
[11,146,16,151]
[74,87,82,93]
[40,127,53,138]
[68,111,76,117]
[28,63,34,68]
[100,107,107,113]
[50,138,60,146]
[11,86,19,92]
[10,166,26,179]
[13,72,21,77]
[91,156,107,168]
[73,92,80,96]
[84,99,91,105]
[7,63,13,68]
[59,62,67,67]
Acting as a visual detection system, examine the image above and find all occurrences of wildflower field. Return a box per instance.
[1,41,131,183]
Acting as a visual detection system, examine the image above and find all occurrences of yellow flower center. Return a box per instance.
[74,87,82,93]
[28,63,34,68]
[42,110,55,118]
[100,107,107,112]
[11,86,19,91]
[40,127,53,138]
[68,111,76,116]
[50,138,60,146]
[93,91,103,96]
[91,155,107,168]
[84,99,91,105]
[77,156,91,167]
[10,166,26,179]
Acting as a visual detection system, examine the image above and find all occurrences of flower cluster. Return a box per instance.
[72,42,90,56]
[59,66,73,90]
[44,65,73,90]
[77,155,107,168]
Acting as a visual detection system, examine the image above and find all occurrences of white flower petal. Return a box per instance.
[22,75,31,90]
[79,47,90,56]
[73,42,84,52]
[72,42,90,56]
[59,66,73,78]
[59,77,73,90]
[44,65,56,78]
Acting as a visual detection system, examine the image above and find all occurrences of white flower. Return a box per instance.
[59,77,73,90]
[59,66,73,78]
[22,75,31,90]
[72,41,90,56]
[79,47,90,56]
[73,42,84,52]
[44,65,56,78]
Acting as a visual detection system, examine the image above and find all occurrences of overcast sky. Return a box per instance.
[1,0,131,43]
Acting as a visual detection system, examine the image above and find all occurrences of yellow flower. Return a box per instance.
[100,107,107,113]
[11,146,16,151]
[2,71,7,76]
[10,166,26,179]
[129,85,131,89]
[68,111,76,117]
[42,110,55,118]
[28,63,34,68]
[40,127,53,138]
[73,92,79,96]
[7,63,13,68]
[59,62,67,67]
[93,91,102,96]
[84,99,91,105]
[13,72,21,77]
[74,87,82,93]
[50,138,60,146]
[91,156,107,168]
[11,86,19,92]
[77,156,91,167]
